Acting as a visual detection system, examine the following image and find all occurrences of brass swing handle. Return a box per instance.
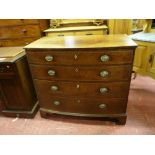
[48,70,55,76]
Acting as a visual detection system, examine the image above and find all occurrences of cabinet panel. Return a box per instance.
[108,19,132,35]
[133,45,146,70]
[147,46,155,74]
[0,78,30,110]
[132,41,155,79]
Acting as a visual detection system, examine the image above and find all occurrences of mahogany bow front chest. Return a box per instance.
[25,35,137,124]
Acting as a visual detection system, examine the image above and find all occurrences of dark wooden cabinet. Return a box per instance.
[25,35,137,124]
[0,47,38,118]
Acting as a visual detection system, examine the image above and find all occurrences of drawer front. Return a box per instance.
[30,65,132,81]
[46,32,74,37]
[39,96,127,115]
[27,50,134,65]
[74,30,106,35]
[46,30,107,37]
[0,37,39,47]
[0,19,38,26]
[0,25,41,39]
[34,80,130,98]
[0,64,15,79]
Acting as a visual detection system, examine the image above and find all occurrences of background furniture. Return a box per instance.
[25,35,137,125]
[50,19,106,28]
[0,19,49,47]
[108,19,133,35]
[0,47,38,117]
[130,32,155,79]
[108,19,155,35]
[45,19,108,36]
[44,25,108,37]
[47,19,155,37]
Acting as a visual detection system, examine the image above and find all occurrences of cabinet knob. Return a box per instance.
[51,85,58,91]
[45,55,53,62]
[100,70,109,77]
[100,55,110,62]
[48,70,55,76]
[22,29,27,33]
[100,87,108,93]
[99,104,107,109]
[53,101,60,105]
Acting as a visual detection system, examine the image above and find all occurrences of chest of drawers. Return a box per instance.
[25,35,137,125]
[0,19,49,47]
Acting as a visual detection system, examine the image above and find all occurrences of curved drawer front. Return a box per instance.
[27,49,133,65]
[39,96,127,115]
[34,80,130,98]
[30,64,132,81]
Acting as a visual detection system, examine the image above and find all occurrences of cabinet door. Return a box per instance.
[133,45,147,71]
[0,78,31,110]
[0,84,6,113]
[147,46,155,74]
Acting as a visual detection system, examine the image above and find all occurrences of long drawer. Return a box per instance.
[27,49,134,65]
[30,64,132,81]
[0,19,38,26]
[34,79,130,98]
[0,25,41,39]
[46,29,107,37]
[39,96,127,115]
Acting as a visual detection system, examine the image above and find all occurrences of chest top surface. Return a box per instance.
[24,34,137,50]
[0,47,25,63]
